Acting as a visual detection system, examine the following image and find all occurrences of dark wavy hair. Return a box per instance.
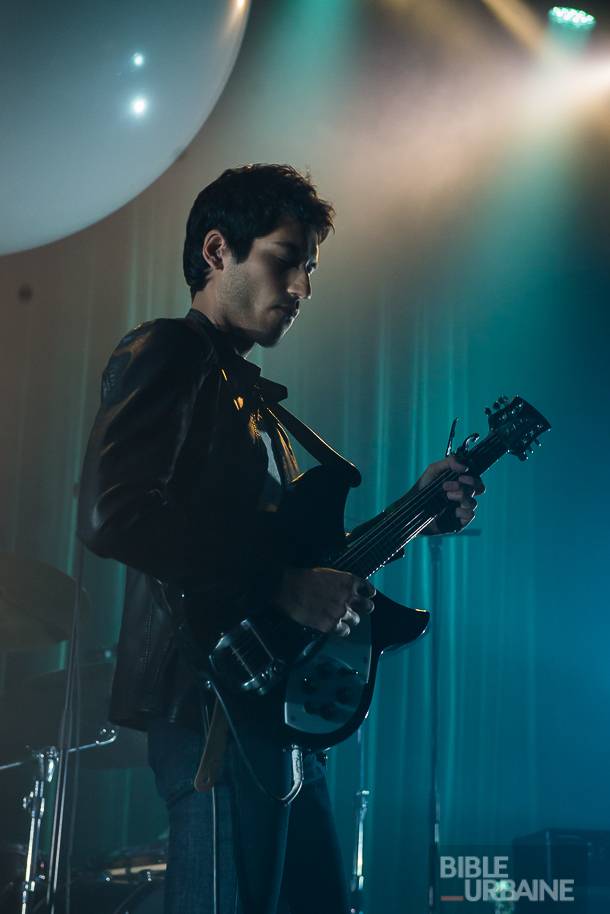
[183,164,335,299]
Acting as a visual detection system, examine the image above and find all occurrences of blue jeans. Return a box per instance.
[148,719,349,914]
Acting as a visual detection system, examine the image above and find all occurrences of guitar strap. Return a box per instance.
[183,310,361,486]
[194,695,229,793]
[264,398,362,489]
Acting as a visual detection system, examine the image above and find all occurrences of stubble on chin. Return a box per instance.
[257,325,287,349]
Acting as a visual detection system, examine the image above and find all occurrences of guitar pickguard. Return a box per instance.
[284,615,372,735]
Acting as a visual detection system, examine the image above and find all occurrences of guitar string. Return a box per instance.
[334,432,505,575]
[352,438,506,573]
[340,434,506,574]
[336,401,546,573]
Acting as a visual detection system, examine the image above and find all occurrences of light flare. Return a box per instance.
[130,96,148,117]
[481,0,546,53]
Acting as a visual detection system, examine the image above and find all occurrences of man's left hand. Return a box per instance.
[415,455,485,533]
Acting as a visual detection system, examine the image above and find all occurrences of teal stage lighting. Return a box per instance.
[548,7,596,30]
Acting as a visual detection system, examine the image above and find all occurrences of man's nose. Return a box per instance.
[288,268,312,301]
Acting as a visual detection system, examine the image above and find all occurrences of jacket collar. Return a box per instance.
[184,309,288,403]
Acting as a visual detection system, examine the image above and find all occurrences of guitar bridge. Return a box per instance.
[209,619,286,695]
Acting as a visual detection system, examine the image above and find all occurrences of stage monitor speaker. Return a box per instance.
[513,828,610,914]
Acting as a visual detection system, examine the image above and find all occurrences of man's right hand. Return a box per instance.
[274,567,375,637]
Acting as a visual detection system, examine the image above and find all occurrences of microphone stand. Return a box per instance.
[427,538,442,914]
[349,723,369,914]
[427,529,480,913]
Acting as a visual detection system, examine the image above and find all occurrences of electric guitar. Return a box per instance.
[167,396,550,791]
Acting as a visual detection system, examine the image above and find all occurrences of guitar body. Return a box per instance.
[170,464,429,762]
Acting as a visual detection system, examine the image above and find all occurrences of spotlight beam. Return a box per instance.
[481,0,546,53]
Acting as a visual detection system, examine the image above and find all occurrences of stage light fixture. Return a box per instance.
[130,96,148,116]
[548,7,596,30]
[132,52,145,67]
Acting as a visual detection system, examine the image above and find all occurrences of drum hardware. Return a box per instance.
[0,665,148,772]
[0,549,90,914]
[29,873,164,913]
[103,861,166,878]
[0,551,148,912]
[0,729,117,914]
[99,842,168,880]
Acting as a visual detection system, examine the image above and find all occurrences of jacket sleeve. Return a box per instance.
[77,319,217,583]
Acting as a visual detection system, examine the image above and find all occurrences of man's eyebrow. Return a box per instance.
[272,241,318,267]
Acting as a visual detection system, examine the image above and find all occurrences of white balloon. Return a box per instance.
[0,0,249,255]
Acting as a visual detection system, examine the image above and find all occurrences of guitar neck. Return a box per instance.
[332,431,508,579]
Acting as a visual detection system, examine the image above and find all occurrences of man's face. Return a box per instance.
[217,219,319,348]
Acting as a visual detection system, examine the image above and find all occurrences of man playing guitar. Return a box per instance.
[78,164,483,914]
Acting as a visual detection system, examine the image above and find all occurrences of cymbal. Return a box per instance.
[0,553,90,650]
[0,663,148,769]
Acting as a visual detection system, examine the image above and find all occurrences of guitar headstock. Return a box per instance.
[485,396,551,461]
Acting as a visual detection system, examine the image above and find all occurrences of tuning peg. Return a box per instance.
[460,432,480,452]
[493,401,501,410]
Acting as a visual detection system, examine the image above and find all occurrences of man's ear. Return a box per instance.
[202,230,229,272]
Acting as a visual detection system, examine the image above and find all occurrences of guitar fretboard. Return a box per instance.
[331,431,508,579]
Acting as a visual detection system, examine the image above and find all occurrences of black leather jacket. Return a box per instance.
[78,309,299,730]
